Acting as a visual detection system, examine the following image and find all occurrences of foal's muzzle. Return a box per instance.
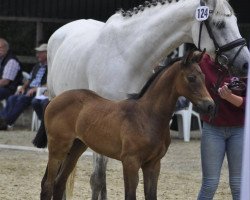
[193,100,215,115]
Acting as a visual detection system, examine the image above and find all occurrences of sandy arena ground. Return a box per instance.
[0,129,232,200]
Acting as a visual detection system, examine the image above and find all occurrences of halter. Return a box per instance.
[198,0,247,67]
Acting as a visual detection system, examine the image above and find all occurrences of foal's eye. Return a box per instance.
[187,75,196,83]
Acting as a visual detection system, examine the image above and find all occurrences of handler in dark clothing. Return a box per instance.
[0,43,47,130]
[0,38,22,100]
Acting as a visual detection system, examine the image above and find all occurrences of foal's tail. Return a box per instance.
[32,101,50,148]
[32,119,47,148]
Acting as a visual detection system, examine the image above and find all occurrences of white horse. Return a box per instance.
[45,0,249,199]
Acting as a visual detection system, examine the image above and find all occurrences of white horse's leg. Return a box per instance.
[90,153,108,200]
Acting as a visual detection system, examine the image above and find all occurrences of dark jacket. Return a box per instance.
[29,63,47,88]
[0,50,23,93]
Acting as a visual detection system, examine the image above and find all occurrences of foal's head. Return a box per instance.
[175,50,214,114]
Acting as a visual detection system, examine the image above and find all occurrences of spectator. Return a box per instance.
[0,38,23,100]
[0,43,47,130]
[175,96,189,111]
[31,88,49,120]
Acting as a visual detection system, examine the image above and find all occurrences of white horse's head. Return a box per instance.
[192,0,249,76]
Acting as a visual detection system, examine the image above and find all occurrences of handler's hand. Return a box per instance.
[218,83,243,107]
[218,84,232,100]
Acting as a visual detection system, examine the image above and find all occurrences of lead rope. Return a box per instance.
[209,66,228,121]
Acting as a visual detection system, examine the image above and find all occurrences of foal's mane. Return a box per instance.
[128,57,182,100]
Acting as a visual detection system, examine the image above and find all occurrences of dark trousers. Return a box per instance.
[0,87,15,101]
[31,98,49,120]
[0,94,33,125]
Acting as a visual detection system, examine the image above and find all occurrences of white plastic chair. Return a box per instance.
[31,87,47,131]
[174,102,202,142]
[22,71,30,81]
[1,99,6,107]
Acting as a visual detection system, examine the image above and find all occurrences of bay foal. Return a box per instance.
[38,51,214,200]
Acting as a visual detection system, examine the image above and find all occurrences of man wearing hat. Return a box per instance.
[0,43,47,130]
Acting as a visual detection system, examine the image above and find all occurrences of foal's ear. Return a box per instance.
[192,48,206,63]
[182,50,194,66]
[182,49,206,66]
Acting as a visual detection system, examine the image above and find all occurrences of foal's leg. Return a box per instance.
[141,160,161,200]
[41,135,76,200]
[122,156,141,200]
[41,165,48,190]
[53,138,88,200]
[41,156,64,200]
[90,153,108,200]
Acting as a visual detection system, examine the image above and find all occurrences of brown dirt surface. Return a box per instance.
[0,130,232,200]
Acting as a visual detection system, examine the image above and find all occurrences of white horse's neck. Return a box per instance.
[49,0,249,101]
[105,0,199,68]
[86,0,202,98]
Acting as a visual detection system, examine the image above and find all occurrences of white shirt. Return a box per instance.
[2,59,20,80]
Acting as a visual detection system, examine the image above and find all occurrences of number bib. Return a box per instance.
[195,6,209,21]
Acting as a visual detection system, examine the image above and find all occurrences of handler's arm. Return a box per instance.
[218,85,243,107]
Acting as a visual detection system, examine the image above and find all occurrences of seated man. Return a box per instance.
[0,38,23,100]
[175,96,189,111]
[31,88,49,120]
[0,43,47,130]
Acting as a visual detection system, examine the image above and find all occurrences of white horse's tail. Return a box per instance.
[65,166,77,200]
